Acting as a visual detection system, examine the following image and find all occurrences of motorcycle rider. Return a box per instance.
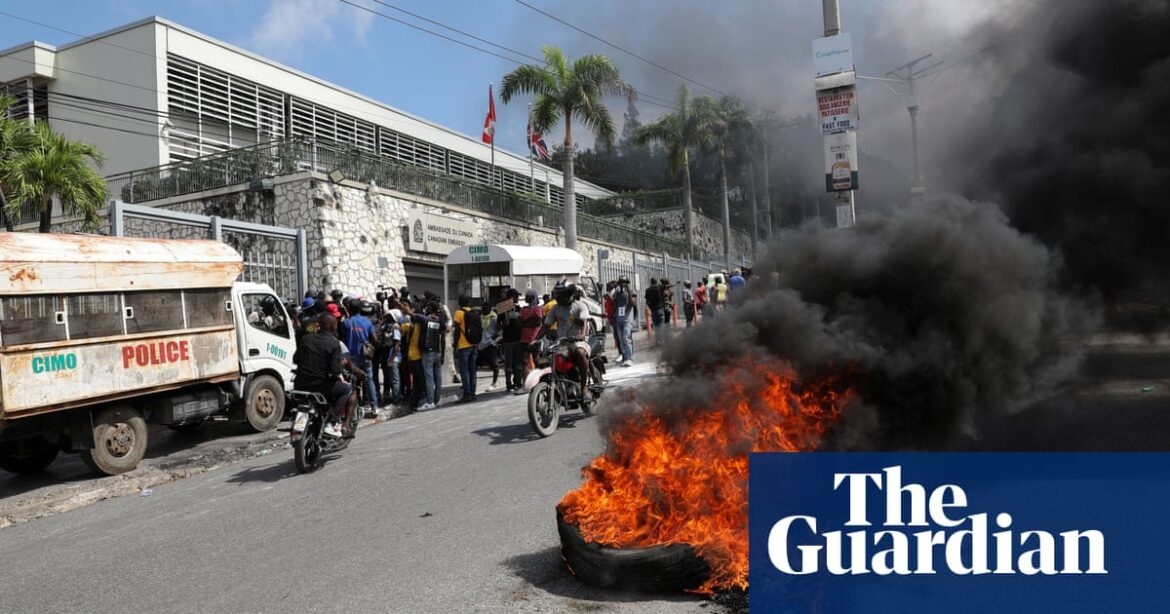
[293,313,351,438]
[533,280,592,408]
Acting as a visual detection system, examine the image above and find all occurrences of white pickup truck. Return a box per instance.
[0,233,297,475]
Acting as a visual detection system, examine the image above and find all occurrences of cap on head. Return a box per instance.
[301,297,315,309]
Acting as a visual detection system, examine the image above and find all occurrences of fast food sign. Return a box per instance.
[818,86,859,134]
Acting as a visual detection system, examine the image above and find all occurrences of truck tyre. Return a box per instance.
[244,375,285,432]
[82,405,147,476]
[0,436,59,475]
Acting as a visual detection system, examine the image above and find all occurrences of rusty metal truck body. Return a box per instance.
[0,233,296,475]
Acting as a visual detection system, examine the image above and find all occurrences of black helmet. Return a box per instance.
[359,300,375,315]
[553,280,576,304]
[260,295,278,315]
[618,275,630,284]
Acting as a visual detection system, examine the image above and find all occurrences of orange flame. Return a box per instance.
[558,358,850,594]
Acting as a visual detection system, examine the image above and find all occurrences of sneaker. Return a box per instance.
[485,384,501,393]
[621,359,633,367]
[420,402,436,410]
[363,406,378,419]
[323,422,343,438]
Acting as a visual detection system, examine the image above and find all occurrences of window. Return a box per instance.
[240,293,290,339]
[123,291,185,335]
[184,288,233,329]
[0,296,67,346]
[67,294,123,339]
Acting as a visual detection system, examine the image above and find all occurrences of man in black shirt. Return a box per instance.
[644,278,665,343]
[293,314,351,432]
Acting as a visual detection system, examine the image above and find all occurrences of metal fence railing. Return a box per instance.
[103,139,689,258]
[588,187,754,235]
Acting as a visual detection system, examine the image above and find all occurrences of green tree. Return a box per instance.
[694,95,752,266]
[500,45,634,250]
[0,95,33,231]
[635,85,706,258]
[3,121,108,233]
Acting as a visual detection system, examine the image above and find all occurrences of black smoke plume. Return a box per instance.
[635,195,1098,449]
[952,0,1170,308]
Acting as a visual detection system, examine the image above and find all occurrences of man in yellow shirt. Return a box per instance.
[452,295,481,402]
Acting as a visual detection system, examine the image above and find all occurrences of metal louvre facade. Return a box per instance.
[164,53,588,209]
[166,55,285,159]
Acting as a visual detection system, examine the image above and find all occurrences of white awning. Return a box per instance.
[444,244,584,276]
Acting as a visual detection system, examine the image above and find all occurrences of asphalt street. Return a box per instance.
[0,356,710,614]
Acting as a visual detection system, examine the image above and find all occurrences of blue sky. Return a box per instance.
[0,1,1025,172]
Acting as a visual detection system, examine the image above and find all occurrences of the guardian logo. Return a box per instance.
[767,466,1107,576]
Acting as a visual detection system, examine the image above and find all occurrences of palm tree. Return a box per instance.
[694,95,751,266]
[634,85,704,259]
[500,45,634,250]
[3,121,108,233]
[0,95,33,231]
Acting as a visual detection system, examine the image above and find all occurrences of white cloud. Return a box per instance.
[247,0,375,59]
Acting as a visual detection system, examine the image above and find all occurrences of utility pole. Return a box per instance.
[885,54,945,195]
[819,0,857,226]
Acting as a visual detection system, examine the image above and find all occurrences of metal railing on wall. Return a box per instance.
[103,138,689,258]
[109,200,308,300]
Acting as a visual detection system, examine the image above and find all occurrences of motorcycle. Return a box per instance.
[289,384,362,473]
[525,336,607,437]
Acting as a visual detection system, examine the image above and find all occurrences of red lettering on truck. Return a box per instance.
[121,340,191,369]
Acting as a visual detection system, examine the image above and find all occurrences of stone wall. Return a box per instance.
[601,207,753,261]
[36,171,702,301]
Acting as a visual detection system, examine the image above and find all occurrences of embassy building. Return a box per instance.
[0,17,749,300]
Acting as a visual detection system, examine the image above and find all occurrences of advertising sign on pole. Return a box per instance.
[813,33,854,77]
[817,85,859,134]
[824,131,859,192]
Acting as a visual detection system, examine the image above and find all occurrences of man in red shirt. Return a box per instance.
[694,280,709,322]
[518,288,545,385]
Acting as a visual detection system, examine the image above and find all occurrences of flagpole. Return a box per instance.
[489,83,496,188]
[527,102,535,195]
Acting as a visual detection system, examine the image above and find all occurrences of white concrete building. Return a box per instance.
[0,16,610,206]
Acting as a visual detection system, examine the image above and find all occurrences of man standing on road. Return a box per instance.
[694,280,709,321]
[452,295,481,402]
[644,278,664,345]
[519,289,544,383]
[341,300,379,415]
[728,268,747,299]
[499,288,525,394]
[682,281,696,328]
[611,276,635,366]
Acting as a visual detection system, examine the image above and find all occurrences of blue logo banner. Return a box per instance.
[748,453,1170,613]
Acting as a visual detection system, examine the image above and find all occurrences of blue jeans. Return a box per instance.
[457,347,478,399]
[614,318,633,362]
[422,351,442,405]
[352,355,379,408]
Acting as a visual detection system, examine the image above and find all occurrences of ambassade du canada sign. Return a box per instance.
[407,209,476,255]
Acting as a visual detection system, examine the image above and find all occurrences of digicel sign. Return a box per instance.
[121,340,191,369]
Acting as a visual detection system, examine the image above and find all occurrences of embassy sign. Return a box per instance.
[748,453,1170,613]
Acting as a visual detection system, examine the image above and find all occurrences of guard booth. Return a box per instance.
[443,244,587,309]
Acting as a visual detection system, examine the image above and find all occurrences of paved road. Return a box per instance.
[0,357,710,614]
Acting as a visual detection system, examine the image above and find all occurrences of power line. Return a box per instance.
[513,0,729,98]
[335,0,678,110]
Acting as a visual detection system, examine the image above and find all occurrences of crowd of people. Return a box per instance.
[602,267,750,355]
[284,267,749,435]
[286,282,592,424]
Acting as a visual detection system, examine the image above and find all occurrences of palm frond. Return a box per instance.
[500,64,557,103]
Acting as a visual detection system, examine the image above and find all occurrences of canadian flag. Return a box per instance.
[482,84,496,144]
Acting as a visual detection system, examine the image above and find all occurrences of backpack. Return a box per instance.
[462,308,484,345]
[422,316,443,353]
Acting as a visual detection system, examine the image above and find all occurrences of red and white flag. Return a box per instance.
[482,84,496,144]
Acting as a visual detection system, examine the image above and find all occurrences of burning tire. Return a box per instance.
[556,507,710,593]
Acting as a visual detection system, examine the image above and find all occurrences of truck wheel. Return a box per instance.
[244,375,285,432]
[82,406,147,476]
[0,436,59,475]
